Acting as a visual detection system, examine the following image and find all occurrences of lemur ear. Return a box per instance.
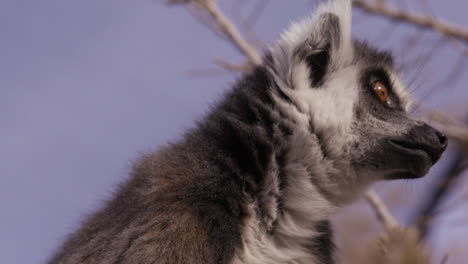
[268,0,352,88]
[305,13,341,86]
[304,0,352,86]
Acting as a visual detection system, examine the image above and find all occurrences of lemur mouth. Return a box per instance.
[388,139,440,164]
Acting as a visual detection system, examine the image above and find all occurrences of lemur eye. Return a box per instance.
[373,81,388,104]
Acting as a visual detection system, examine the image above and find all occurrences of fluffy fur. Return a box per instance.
[49,0,447,263]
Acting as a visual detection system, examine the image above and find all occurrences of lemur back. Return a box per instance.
[49,0,447,263]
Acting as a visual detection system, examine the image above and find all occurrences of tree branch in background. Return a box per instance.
[414,115,468,239]
[365,190,431,264]
[167,0,262,66]
[415,149,467,239]
[365,190,400,231]
[424,110,468,148]
[353,0,468,43]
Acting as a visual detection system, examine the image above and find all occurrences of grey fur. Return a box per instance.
[49,0,447,263]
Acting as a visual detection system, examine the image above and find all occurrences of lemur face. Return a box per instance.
[350,42,447,180]
[266,0,447,186]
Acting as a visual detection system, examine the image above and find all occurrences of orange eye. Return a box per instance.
[373,81,388,104]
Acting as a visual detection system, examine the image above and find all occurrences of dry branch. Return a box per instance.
[414,115,468,239]
[167,0,262,65]
[365,190,431,263]
[415,149,467,239]
[353,0,468,43]
[365,190,400,231]
[423,109,468,148]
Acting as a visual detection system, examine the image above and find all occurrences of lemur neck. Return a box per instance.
[194,66,337,263]
[195,66,337,221]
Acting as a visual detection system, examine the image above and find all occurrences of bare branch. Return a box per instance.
[413,113,468,239]
[365,191,431,264]
[365,190,400,231]
[415,149,467,239]
[353,0,468,43]
[441,254,449,264]
[212,57,252,72]
[168,0,262,65]
[199,0,262,64]
[423,109,468,147]
[230,0,267,50]
[369,228,430,264]
[166,0,191,4]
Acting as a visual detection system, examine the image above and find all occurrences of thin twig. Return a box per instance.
[231,0,266,50]
[169,0,263,65]
[212,57,252,72]
[415,149,466,239]
[413,116,468,239]
[440,254,449,264]
[423,109,468,147]
[353,0,468,43]
[365,190,400,230]
[198,0,262,64]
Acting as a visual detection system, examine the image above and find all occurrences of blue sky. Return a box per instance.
[1,0,467,263]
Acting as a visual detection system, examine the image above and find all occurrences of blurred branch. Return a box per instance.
[167,0,262,65]
[414,116,468,239]
[366,190,431,264]
[231,0,267,50]
[423,109,468,148]
[213,57,251,72]
[353,0,468,60]
[415,149,467,239]
[353,0,468,44]
[369,228,430,264]
[365,190,400,230]
[441,255,449,264]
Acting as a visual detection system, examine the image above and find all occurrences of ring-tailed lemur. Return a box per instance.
[49,0,447,263]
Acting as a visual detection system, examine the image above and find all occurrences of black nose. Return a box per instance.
[392,123,448,164]
[413,123,448,163]
[435,130,448,151]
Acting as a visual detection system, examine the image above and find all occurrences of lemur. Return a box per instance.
[49,0,447,263]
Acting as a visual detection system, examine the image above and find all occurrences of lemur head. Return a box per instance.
[265,0,447,202]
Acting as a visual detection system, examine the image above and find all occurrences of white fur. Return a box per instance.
[268,0,353,90]
[388,71,412,111]
[268,0,358,161]
[231,129,336,264]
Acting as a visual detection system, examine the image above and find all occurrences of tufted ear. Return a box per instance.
[304,13,342,86]
[268,0,353,88]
